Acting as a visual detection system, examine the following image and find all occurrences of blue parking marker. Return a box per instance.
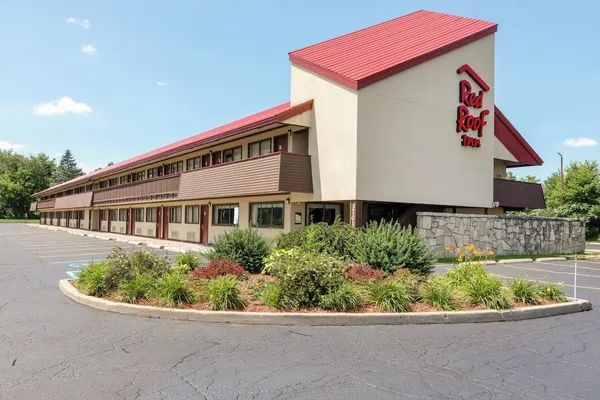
[66,270,80,279]
[50,260,94,265]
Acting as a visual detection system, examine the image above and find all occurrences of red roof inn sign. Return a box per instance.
[456,64,490,148]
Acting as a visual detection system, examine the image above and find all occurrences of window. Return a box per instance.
[250,203,283,228]
[213,204,239,226]
[185,205,199,224]
[99,181,109,189]
[110,209,119,221]
[186,156,201,171]
[147,168,157,179]
[223,146,242,163]
[169,206,182,223]
[134,208,144,222]
[93,183,100,190]
[136,171,145,181]
[249,139,271,157]
[169,161,183,174]
[307,203,342,225]
[118,209,127,221]
[120,176,127,185]
[146,207,156,222]
[157,166,163,176]
[79,210,84,220]
[101,210,108,221]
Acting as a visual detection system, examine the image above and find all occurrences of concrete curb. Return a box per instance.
[497,258,533,264]
[458,260,497,266]
[535,257,567,262]
[59,279,592,326]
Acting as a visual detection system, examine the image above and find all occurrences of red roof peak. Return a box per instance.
[289,10,497,90]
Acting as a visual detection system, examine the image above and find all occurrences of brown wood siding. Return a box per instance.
[178,152,313,200]
[493,178,546,209]
[55,192,94,209]
[37,199,56,209]
[93,175,179,206]
[279,153,313,193]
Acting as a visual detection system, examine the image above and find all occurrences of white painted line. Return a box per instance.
[497,258,534,264]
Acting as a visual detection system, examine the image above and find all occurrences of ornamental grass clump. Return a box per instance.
[206,275,247,311]
[539,284,568,303]
[392,269,425,302]
[260,282,299,310]
[77,262,108,297]
[421,279,461,311]
[319,283,364,312]
[207,228,269,273]
[175,252,202,270]
[510,278,543,305]
[441,262,488,287]
[151,271,196,307]
[463,274,514,310]
[352,220,434,275]
[368,280,411,312]
[117,273,153,304]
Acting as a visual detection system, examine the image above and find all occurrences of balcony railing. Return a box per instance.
[37,198,56,209]
[93,174,180,206]
[178,152,313,200]
[493,178,546,210]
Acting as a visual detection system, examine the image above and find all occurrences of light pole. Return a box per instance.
[558,152,564,205]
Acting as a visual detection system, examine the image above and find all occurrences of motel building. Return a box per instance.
[31,10,545,244]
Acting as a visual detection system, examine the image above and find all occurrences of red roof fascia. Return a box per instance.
[494,106,543,166]
[37,100,313,195]
[289,10,498,91]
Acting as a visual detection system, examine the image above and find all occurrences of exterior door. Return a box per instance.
[202,154,210,168]
[274,134,288,152]
[200,205,209,244]
[126,209,131,235]
[107,209,111,233]
[212,151,222,166]
[156,207,162,238]
[130,208,136,236]
[162,206,169,239]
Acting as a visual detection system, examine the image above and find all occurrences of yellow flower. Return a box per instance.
[445,246,450,251]
[473,250,482,256]
[488,250,495,255]
[467,244,475,250]
[457,257,463,262]
[460,252,465,258]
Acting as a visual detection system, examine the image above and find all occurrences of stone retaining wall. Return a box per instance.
[416,212,585,257]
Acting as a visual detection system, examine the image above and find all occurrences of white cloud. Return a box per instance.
[562,137,598,148]
[0,141,26,151]
[33,97,93,116]
[82,44,97,55]
[156,81,167,87]
[66,17,90,29]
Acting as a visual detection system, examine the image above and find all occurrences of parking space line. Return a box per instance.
[491,274,600,290]
[50,260,96,264]
[534,261,600,272]
[495,263,600,279]
[29,246,120,254]
[37,252,112,259]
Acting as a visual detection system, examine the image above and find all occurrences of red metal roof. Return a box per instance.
[36,100,313,196]
[494,106,543,167]
[289,10,497,90]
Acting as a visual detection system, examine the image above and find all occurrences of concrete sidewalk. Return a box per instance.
[27,224,212,254]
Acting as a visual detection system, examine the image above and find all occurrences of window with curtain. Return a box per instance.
[250,203,283,228]
[213,204,239,226]
[169,206,182,223]
[185,205,199,224]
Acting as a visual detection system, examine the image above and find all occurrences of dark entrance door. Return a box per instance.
[202,154,210,168]
[274,134,288,152]
[130,209,136,236]
[212,151,222,166]
[162,206,169,240]
[107,209,111,233]
[156,207,162,238]
[126,209,131,235]
[200,205,209,244]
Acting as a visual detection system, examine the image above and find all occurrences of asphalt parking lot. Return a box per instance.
[2,223,600,400]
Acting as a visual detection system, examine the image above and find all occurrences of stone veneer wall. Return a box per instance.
[416,212,585,257]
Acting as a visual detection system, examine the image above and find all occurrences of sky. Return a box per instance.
[0,0,598,179]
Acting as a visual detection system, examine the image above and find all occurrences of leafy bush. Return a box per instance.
[207,228,269,273]
[192,259,248,280]
[151,271,196,307]
[259,282,299,309]
[274,218,358,260]
[262,248,300,275]
[117,273,153,304]
[346,264,383,280]
[206,276,247,311]
[170,263,191,275]
[176,252,202,270]
[441,263,488,287]
[463,274,515,310]
[421,279,461,311]
[539,284,568,302]
[319,283,363,311]
[268,249,347,307]
[352,220,434,275]
[103,247,169,291]
[77,262,108,296]
[510,278,543,304]
[368,281,411,312]
[393,269,425,301]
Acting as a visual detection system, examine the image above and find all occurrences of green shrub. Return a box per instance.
[464,274,515,310]
[539,284,568,302]
[129,248,170,278]
[319,283,363,311]
[151,271,196,307]
[77,262,108,296]
[441,263,488,287]
[268,249,347,307]
[262,248,299,275]
[421,279,461,311]
[207,227,269,273]
[352,220,434,275]
[170,263,191,275]
[176,252,202,270]
[117,273,153,304]
[368,280,411,312]
[274,218,358,260]
[258,282,299,309]
[510,278,543,304]
[393,269,425,301]
[206,276,247,311]
[103,247,169,291]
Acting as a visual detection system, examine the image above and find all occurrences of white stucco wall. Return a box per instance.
[290,65,358,202]
[494,135,517,163]
[355,35,496,208]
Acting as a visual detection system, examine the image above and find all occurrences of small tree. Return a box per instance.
[53,150,84,185]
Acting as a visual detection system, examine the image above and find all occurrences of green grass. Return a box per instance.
[435,253,583,263]
[0,219,40,223]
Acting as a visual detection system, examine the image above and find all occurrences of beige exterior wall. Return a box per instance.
[110,220,127,234]
[135,221,156,238]
[290,65,358,202]
[494,159,508,179]
[60,218,67,227]
[494,135,517,163]
[356,35,496,208]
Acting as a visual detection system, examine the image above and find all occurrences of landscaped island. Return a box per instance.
[71,220,570,314]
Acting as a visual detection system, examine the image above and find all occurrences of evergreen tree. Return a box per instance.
[52,150,84,185]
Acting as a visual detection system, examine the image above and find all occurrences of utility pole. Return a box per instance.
[558,152,564,205]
